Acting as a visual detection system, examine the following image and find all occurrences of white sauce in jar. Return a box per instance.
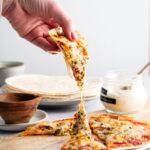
[100,72,148,114]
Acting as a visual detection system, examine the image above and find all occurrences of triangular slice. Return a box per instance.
[21,118,74,136]
[49,27,88,89]
[71,100,93,138]
[61,100,106,150]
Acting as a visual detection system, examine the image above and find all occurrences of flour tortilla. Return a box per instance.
[42,96,99,102]
[2,86,99,103]
[3,85,99,100]
[5,75,102,96]
[2,85,99,103]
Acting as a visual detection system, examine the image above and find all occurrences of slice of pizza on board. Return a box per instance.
[21,118,74,136]
[61,100,106,150]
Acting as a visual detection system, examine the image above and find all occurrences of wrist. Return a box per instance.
[2,0,14,16]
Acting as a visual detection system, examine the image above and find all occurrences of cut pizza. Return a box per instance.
[49,27,88,89]
[22,113,150,149]
[61,100,106,150]
[22,27,150,150]
[22,118,74,136]
[89,114,150,149]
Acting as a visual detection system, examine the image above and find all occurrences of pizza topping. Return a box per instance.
[61,97,100,150]
[38,125,53,130]
[78,146,91,150]
[127,138,142,146]
[49,27,88,89]
[22,112,150,149]
[89,114,150,148]
[22,119,74,136]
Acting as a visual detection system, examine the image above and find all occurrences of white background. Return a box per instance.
[0,0,149,76]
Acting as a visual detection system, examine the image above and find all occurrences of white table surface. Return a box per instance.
[0,75,150,137]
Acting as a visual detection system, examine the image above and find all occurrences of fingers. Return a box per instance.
[48,18,59,28]
[18,0,77,41]
[32,36,59,53]
[61,19,77,41]
[24,22,60,53]
[47,17,77,41]
[44,35,58,47]
[46,17,77,41]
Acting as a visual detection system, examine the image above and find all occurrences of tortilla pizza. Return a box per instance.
[49,27,88,89]
[22,114,150,150]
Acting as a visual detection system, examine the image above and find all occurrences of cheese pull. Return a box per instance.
[63,54,74,80]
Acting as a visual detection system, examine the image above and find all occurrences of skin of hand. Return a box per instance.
[2,0,77,53]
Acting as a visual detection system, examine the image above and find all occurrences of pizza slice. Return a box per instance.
[89,114,150,149]
[61,136,106,150]
[21,118,74,136]
[61,100,106,150]
[49,27,88,89]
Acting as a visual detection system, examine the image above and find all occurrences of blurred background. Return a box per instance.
[0,0,149,76]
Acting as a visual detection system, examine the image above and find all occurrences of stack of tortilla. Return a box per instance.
[2,75,102,105]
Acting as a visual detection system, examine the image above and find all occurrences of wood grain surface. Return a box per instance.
[0,136,69,150]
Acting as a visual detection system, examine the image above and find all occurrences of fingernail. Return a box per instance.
[71,32,77,41]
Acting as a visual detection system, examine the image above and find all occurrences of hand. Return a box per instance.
[2,0,77,53]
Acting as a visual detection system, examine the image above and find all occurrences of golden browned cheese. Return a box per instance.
[21,112,150,149]
[49,27,88,89]
[21,118,74,136]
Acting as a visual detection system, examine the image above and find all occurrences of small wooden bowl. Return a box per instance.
[0,93,41,124]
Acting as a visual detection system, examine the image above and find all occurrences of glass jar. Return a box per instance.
[100,71,148,114]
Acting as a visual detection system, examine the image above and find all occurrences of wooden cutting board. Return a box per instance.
[0,135,69,150]
[0,101,150,150]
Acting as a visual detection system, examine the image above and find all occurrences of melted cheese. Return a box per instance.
[62,136,106,150]
[22,119,74,136]
[61,91,96,149]
[49,27,88,89]
[90,114,150,148]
